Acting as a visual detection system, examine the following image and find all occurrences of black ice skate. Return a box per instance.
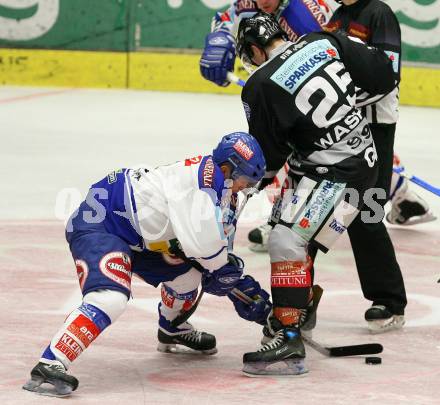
[365,305,405,334]
[157,326,217,355]
[387,185,436,226]
[248,223,271,252]
[23,360,78,397]
[243,328,307,377]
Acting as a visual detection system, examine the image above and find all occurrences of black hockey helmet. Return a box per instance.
[236,12,288,70]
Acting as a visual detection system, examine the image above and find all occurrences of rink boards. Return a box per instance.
[0,48,439,107]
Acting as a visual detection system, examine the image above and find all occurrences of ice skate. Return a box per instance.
[365,305,405,334]
[243,328,307,377]
[157,323,217,355]
[248,223,272,252]
[387,179,436,226]
[22,360,78,397]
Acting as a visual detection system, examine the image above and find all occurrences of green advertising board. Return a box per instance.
[0,0,129,51]
[134,0,440,65]
[0,0,439,64]
[0,0,438,106]
[387,0,440,65]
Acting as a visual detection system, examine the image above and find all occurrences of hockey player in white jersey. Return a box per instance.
[23,132,272,396]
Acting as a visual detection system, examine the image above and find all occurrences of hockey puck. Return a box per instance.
[365,356,382,365]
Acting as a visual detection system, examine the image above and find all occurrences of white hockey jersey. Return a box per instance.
[94,156,236,273]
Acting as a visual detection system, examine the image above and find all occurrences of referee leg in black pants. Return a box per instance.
[347,123,407,333]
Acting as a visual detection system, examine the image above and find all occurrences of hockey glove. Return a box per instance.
[200,31,236,86]
[228,275,272,325]
[202,253,243,296]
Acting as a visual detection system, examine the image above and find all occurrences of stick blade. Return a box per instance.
[328,343,383,357]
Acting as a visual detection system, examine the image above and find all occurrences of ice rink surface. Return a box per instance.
[0,87,439,404]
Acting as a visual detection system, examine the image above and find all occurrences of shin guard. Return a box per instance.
[41,303,111,369]
[271,256,313,327]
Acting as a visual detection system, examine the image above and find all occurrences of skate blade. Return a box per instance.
[157,343,217,355]
[243,359,308,377]
[300,328,313,339]
[367,316,405,334]
[23,378,73,397]
[387,212,437,226]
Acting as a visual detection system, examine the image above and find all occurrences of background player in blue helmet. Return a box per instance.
[200,0,331,87]
[23,132,271,397]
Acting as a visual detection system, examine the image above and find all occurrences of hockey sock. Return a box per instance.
[158,284,197,334]
[40,302,111,369]
[271,257,313,327]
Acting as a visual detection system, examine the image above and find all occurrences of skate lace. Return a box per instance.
[52,364,65,372]
[42,362,66,374]
[258,330,284,352]
[182,330,202,343]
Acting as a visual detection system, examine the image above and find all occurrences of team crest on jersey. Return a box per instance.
[233,139,254,160]
[75,259,89,290]
[99,252,132,290]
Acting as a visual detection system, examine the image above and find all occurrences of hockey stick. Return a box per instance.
[171,289,205,328]
[227,72,246,87]
[170,188,257,328]
[393,167,440,197]
[231,286,384,357]
[301,335,383,357]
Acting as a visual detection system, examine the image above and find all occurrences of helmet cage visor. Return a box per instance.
[227,154,262,186]
[240,49,258,74]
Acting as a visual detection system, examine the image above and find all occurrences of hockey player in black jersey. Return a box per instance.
[235,12,398,376]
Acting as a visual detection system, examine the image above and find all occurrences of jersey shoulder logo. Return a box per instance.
[184,155,202,166]
[348,21,370,42]
[201,156,215,188]
[270,39,339,94]
[236,0,258,14]
[107,169,123,184]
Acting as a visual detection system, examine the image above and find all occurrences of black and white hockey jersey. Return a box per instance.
[326,0,401,124]
[241,31,398,179]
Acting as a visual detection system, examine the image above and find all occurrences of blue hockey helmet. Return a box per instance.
[212,132,266,185]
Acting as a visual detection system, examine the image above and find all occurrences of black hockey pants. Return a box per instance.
[347,123,407,315]
[306,124,407,314]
